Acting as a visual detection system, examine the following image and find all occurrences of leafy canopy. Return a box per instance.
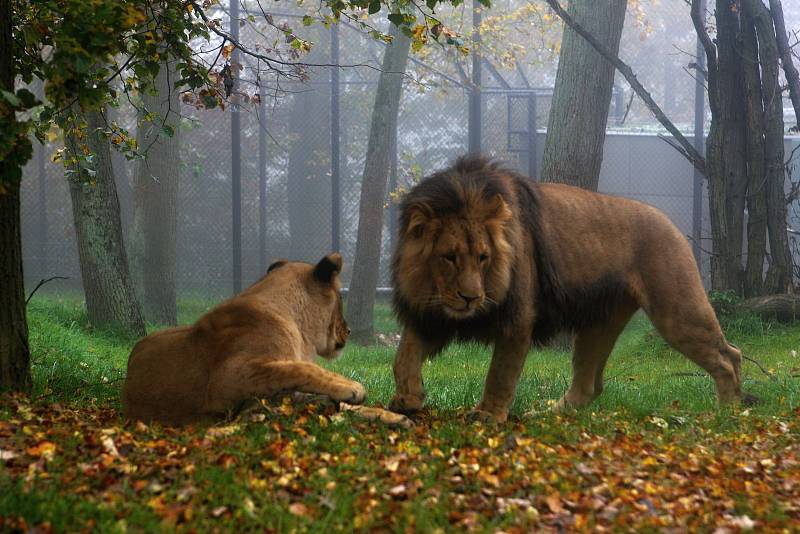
[3,0,486,187]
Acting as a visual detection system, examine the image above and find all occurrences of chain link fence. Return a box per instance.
[18,10,800,300]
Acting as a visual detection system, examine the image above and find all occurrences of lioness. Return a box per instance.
[122,254,366,425]
[388,156,750,422]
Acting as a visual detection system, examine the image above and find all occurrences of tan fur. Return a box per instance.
[389,157,746,422]
[122,254,366,426]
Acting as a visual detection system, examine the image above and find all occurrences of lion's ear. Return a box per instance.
[485,194,512,224]
[313,253,343,284]
[405,204,433,239]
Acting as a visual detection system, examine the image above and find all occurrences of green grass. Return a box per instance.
[4,292,800,532]
[25,293,800,415]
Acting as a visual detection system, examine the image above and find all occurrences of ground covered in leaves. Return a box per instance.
[2,393,800,533]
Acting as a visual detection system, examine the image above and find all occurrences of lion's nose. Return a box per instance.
[458,292,479,304]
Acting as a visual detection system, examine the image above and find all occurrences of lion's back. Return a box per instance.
[532,182,692,285]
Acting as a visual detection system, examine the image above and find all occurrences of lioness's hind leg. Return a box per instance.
[554,304,636,412]
[209,360,366,412]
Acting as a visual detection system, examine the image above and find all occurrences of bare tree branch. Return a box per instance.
[543,0,707,176]
[25,276,69,305]
[770,0,800,129]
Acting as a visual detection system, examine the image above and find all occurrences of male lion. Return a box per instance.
[388,156,749,422]
[122,254,366,425]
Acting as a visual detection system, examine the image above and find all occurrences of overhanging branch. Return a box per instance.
[770,0,800,129]
[543,0,707,176]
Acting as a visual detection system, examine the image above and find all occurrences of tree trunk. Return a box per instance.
[705,0,748,292]
[742,2,767,298]
[130,58,180,325]
[540,0,627,190]
[65,109,146,337]
[346,29,411,344]
[0,0,32,393]
[749,0,791,293]
[739,294,800,322]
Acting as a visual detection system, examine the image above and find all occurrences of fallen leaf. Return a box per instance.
[545,493,565,514]
[289,502,309,517]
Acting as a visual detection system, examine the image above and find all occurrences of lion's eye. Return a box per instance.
[479,254,489,263]
[443,254,457,264]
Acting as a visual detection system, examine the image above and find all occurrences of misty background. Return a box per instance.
[18,0,800,300]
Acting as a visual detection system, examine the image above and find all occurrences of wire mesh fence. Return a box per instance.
[18,11,800,301]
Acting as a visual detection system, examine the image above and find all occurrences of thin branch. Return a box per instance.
[25,276,69,305]
[189,1,382,75]
[743,354,777,381]
[619,89,635,125]
[543,0,707,176]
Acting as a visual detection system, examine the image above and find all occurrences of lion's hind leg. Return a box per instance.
[208,359,366,414]
[647,308,742,404]
[553,304,636,412]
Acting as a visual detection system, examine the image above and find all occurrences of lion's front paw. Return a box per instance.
[387,393,424,415]
[466,406,508,425]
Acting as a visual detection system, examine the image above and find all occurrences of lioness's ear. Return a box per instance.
[267,259,288,273]
[313,253,343,283]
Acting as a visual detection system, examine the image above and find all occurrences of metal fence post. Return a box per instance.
[331,23,341,253]
[388,120,398,255]
[614,84,624,125]
[258,76,267,274]
[692,0,707,268]
[527,91,538,179]
[231,0,242,294]
[468,0,482,154]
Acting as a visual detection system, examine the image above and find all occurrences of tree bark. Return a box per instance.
[0,0,32,393]
[742,2,767,298]
[541,0,627,190]
[739,294,800,322]
[130,57,180,325]
[704,0,748,292]
[347,29,411,343]
[65,109,146,336]
[748,0,792,293]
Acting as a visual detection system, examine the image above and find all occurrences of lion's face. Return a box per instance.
[428,217,495,318]
[394,183,514,321]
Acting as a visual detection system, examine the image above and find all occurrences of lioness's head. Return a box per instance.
[393,157,515,320]
[267,253,350,358]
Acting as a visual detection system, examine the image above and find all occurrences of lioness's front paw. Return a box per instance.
[387,393,424,415]
[333,382,366,405]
